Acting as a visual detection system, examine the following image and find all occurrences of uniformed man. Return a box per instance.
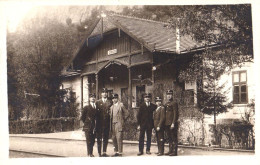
[96,88,112,157]
[110,93,129,157]
[153,96,165,156]
[81,93,97,157]
[164,90,179,156]
[137,93,157,156]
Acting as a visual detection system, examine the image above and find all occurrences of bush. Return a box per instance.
[9,117,80,134]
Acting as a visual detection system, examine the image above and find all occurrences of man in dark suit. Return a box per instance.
[164,90,179,156]
[137,93,157,156]
[81,93,97,157]
[153,96,165,156]
[96,88,112,157]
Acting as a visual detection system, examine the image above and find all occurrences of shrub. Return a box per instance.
[9,117,80,134]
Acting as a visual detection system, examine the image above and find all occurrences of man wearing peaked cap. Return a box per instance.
[110,93,129,157]
[96,88,112,157]
[164,89,179,156]
[81,93,97,157]
[153,96,165,156]
[137,93,156,156]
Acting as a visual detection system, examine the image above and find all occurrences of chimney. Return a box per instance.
[176,18,180,54]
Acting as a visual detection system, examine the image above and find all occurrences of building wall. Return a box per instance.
[62,76,82,107]
[205,61,255,123]
[202,61,255,145]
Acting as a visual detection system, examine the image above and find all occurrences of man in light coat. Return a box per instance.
[110,93,129,157]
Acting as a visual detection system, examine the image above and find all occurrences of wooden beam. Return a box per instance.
[128,67,132,110]
[95,74,99,100]
[118,28,121,37]
[81,76,84,110]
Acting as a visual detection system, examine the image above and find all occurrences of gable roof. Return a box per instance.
[93,14,206,53]
[63,13,212,75]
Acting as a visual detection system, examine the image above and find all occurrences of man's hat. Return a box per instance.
[155,96,162,102]
[89,93,96,98]
[144,93,152,98]
[102,88,108,93]
[166,90,173,95]
[112,93,118,99]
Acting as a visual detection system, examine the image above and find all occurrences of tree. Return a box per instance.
[7,32,23,120]
[8,11,80,119]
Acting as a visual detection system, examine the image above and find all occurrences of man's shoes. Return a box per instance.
[146,151,151,155]
[137,152,143,156]
[102,153,109,157]
[98,153,102,157]
[169,153,177,156]
[157,153,164,156]
[164,152,171,155]
[112,153,120,157]
[90,154,95,157]
[118,153,122,157]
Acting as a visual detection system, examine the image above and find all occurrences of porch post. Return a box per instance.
[128,67,132,110]
[95,74,99,100]
[81,76,84,110]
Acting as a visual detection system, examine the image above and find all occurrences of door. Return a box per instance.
[121,88,128,107]
[136,85,145,107]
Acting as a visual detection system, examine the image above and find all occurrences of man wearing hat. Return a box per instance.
[164,90,179,156]
[153,96,166,156]
[96,88,112,157]
[137,93,157,156]
[81,93,97,157]
[110,93,129,157]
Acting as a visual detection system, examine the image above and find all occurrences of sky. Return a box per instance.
[5,3,37,32]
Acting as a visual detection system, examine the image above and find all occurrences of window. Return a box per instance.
[233,71,247,104]
[184,90,195,106]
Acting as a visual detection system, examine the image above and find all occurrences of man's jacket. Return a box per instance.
[96,99,112,130]
[81,104,97,131]
[137,102,157,129]
[164,100,179,126]
[110,102,129,132]
[153,106,165,129]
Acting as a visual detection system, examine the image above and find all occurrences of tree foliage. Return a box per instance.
[7,13,80,119]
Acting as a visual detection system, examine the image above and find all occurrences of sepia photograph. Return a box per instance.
[0,1,259,164]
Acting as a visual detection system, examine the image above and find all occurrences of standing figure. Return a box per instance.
[153,96,165,156]
[110,93,129,157]
[96,88,112,157]
[81,93,97,157]
[137,93,157,156]
[164,90,179,156]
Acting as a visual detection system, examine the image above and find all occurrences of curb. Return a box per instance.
[10,135,255,153]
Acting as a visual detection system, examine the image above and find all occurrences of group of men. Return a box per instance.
[81,88,179,157]
[137,90,179,156]
[81,88,129,157]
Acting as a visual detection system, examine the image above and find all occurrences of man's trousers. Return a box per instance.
[84,130,95,156]
[96,126,110,154]
[139,127,152,152]
[165,123,178,155]
[155,127,165,154]
[112,123,123,153]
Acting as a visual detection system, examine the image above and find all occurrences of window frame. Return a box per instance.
[232,70,248,104]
